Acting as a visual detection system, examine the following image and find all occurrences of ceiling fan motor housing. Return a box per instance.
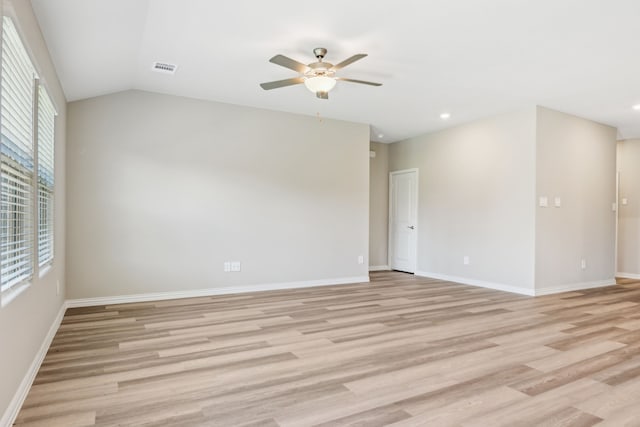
[307,61,334,77]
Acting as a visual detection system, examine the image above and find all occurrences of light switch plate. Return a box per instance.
[554,197,561,207]
[231,261,241,272]
[224,262,231,272]
[539,197,548,207]
[622,198,628,205]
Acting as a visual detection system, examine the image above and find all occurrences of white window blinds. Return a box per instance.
[37,86,55,266]
[1,17,37,291]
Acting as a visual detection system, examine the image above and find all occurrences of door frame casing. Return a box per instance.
[388,168,419,273]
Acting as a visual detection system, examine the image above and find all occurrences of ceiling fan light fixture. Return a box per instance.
[304,75,336,94]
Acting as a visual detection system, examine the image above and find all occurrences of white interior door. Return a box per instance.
[389,170,418,273]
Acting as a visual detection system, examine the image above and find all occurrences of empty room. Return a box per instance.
[2,0,640,426]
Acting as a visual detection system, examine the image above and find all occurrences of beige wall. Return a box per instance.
[389,108,537,292]
[66,90,369,299]
[0,0,67,422]
[369,142,389,268]
[617,139,640,277]
[386,106,617,295]
[535,107,617,291]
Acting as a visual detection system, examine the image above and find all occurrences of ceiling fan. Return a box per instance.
[260,47,382,99]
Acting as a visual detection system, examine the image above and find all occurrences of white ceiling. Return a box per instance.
[31,0,640,142]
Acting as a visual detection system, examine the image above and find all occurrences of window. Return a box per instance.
[0,16,55,292]
[1,17,36,291]
[37,87,55,266]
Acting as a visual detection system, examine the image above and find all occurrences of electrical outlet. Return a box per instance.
[224,262,231,272]
[231,261,241,272]
[581,259,586,270]
[463,256,470,265]
[357,255,364,264]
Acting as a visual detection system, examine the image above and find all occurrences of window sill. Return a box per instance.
[39,264,52,279]
[0,280,31,308]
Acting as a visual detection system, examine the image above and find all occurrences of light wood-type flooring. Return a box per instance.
[13,272,640,426]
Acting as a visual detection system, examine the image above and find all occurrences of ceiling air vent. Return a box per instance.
[152,62,177,74]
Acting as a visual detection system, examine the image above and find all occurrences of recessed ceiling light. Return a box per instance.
[378,133,384,138]
[633,104,640,111]
[440,113,451,120]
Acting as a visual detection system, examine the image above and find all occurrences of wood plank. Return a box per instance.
[12,272,640,426]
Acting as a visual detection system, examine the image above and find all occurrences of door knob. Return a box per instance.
[408,225,415,229]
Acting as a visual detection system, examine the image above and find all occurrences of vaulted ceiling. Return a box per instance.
[31,0,640,142]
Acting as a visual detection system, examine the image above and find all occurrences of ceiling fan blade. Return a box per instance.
[336,77,382,86]
[269,54,310,73]
[331,54,367,71]
[260,77,305,90]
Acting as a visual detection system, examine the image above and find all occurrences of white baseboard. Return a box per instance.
[66,276,370,308]
[1,301,67,427]
[369,265,390,272]
[535,279,617,296]
[415,271,618,297]
[414,271,535,296]
[617,272,640,280]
